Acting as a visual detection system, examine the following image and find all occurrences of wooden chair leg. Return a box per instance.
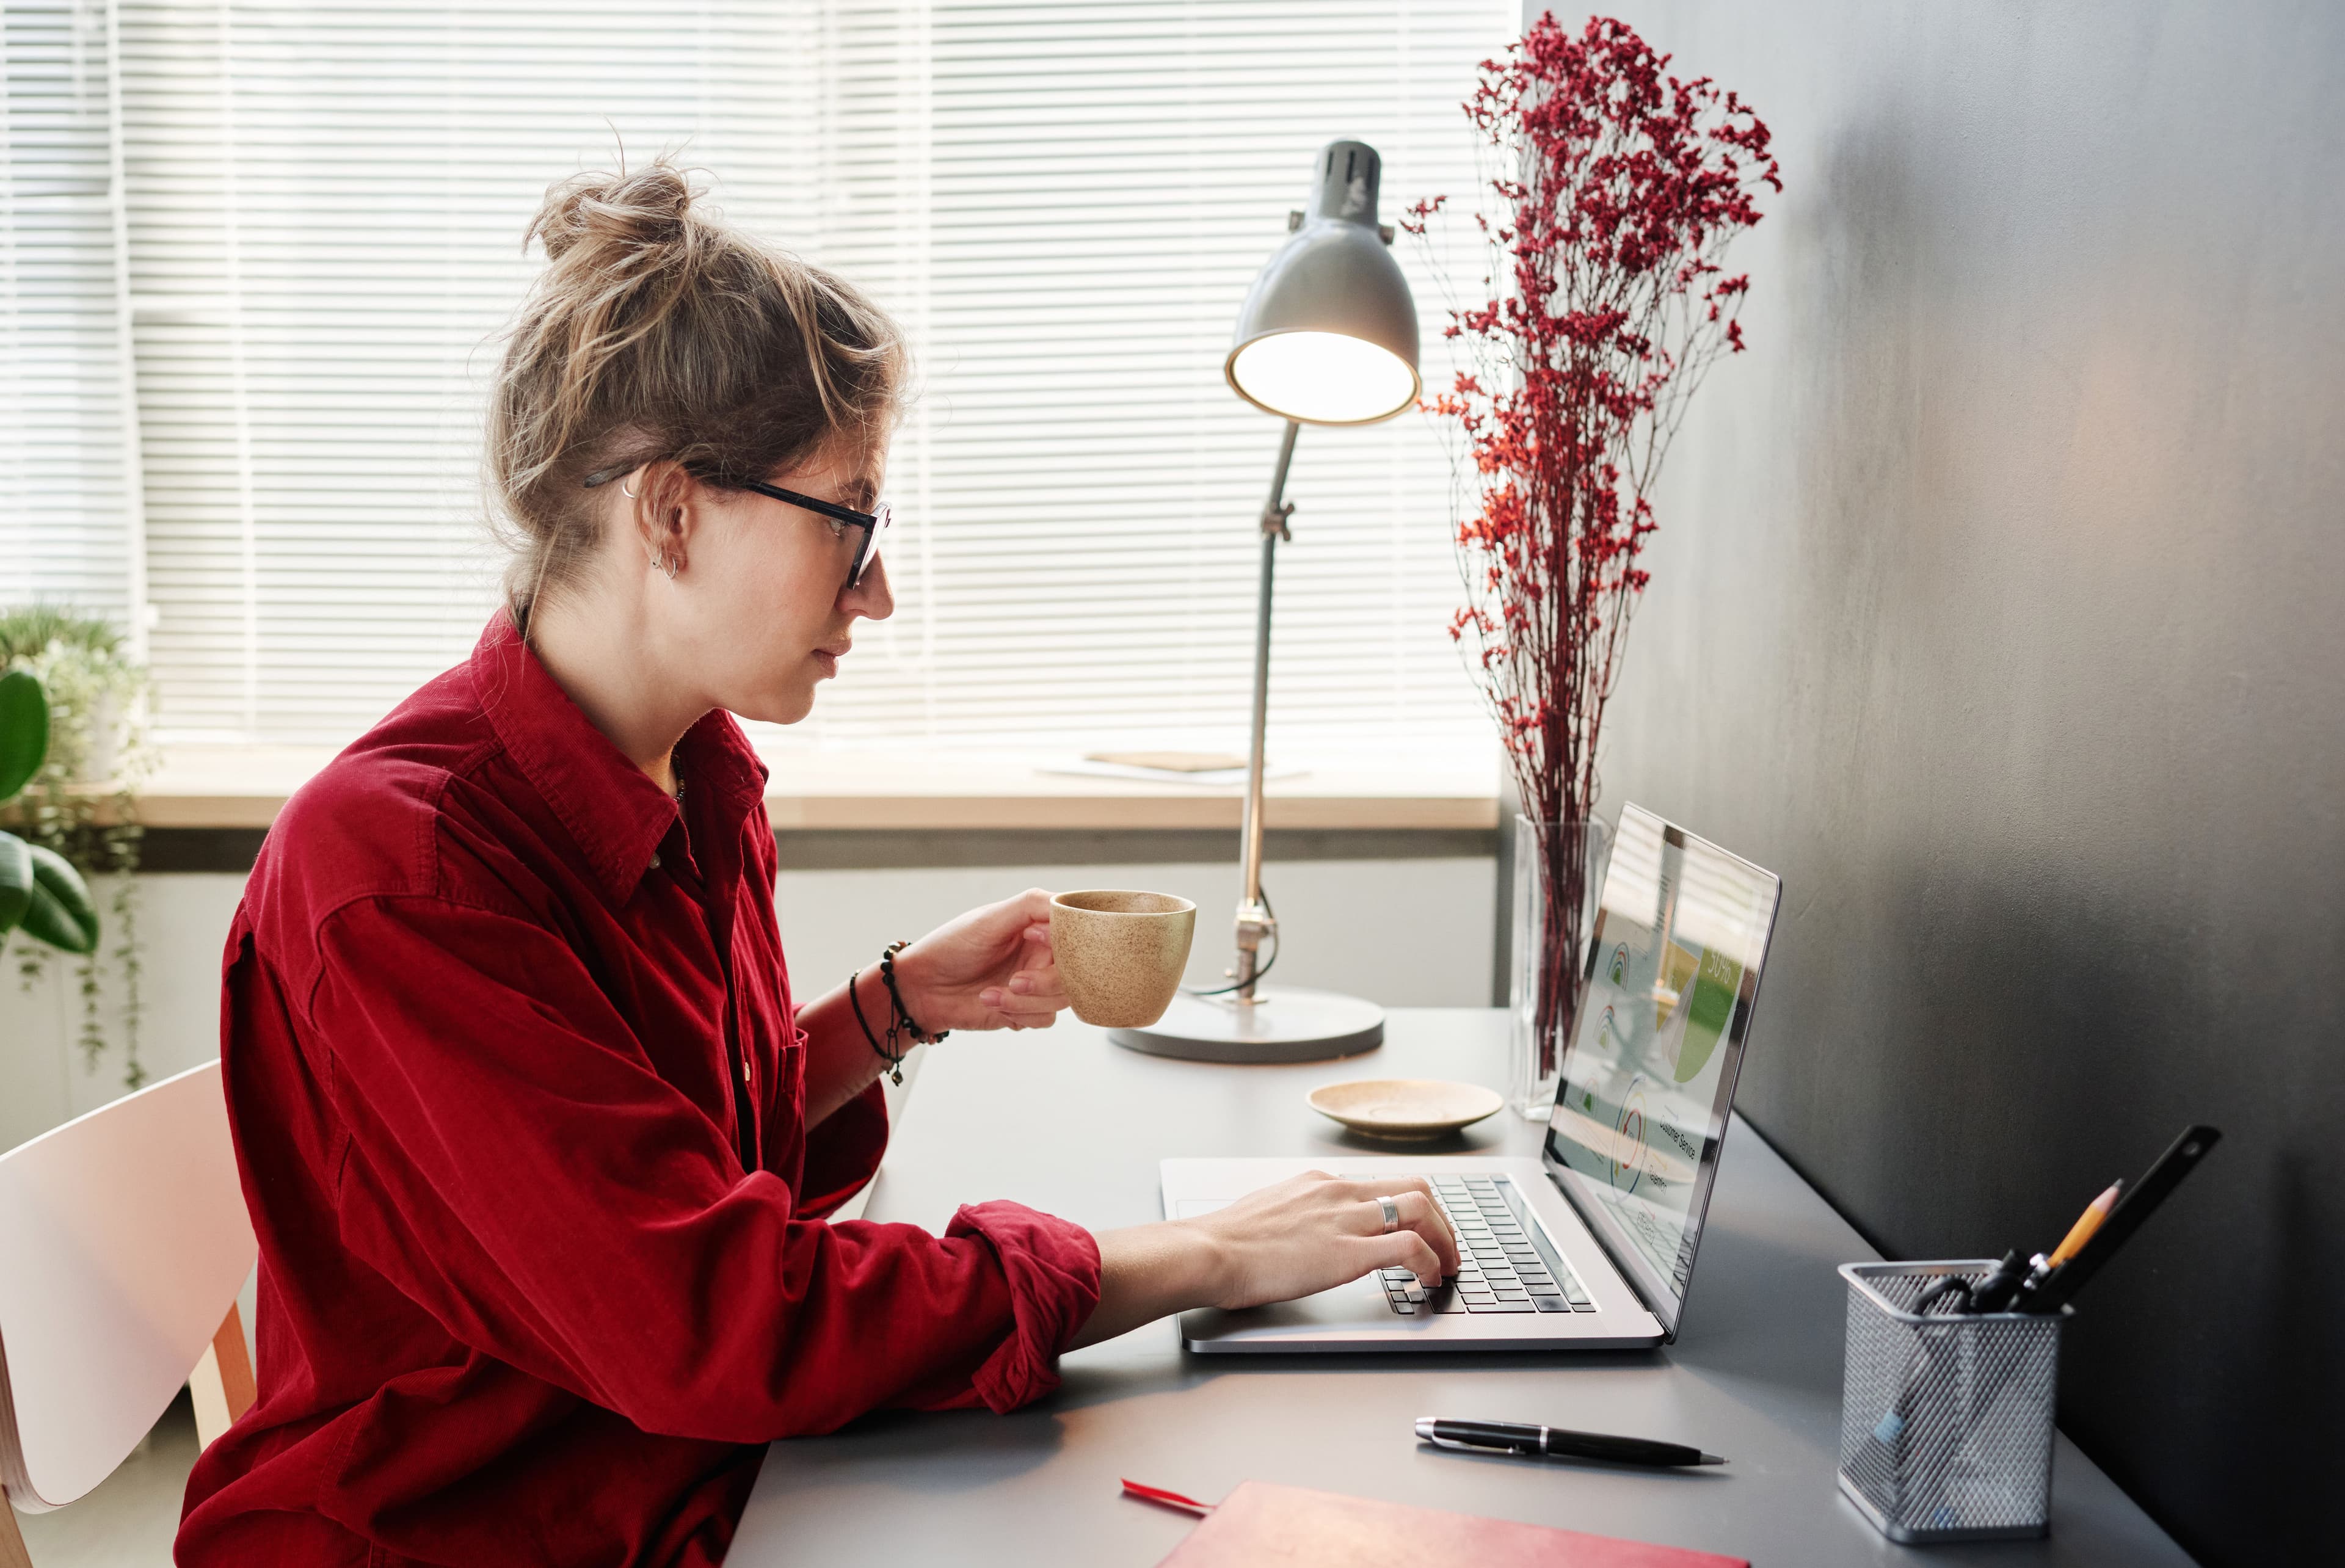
[189,1302,256,1450]
[1,1489,33,1568]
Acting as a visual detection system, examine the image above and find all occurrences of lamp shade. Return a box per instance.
[1225,140,1420,425]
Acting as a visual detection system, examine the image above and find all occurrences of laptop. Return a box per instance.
[1160,802,1783,1351]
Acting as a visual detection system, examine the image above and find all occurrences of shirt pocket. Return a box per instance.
[779,1026,809,1103]
[758,1025,808,1176]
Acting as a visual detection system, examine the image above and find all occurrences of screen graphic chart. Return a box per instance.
[1546,807,1776,1303]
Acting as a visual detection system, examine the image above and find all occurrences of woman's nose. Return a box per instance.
[842,552,895,622]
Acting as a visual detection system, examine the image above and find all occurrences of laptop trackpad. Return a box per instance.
[1179,1272,1391,1342]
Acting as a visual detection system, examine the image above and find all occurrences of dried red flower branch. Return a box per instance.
[1406,13,1777,1083]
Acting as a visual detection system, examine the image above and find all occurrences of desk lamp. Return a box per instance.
[1110,139,1419,1064]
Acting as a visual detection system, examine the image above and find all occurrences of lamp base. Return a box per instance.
[1110,987,1384,1064]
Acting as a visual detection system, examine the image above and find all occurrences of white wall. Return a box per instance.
[0,875,246,1152]
[1,857,1492,1151]
[774,858,1492,1012]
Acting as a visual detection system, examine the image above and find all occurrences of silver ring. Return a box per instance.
[1376,1195,1402,1234]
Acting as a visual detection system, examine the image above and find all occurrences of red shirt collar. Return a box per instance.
[470,612,770,904]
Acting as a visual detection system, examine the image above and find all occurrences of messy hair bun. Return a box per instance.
[489,157,904,612]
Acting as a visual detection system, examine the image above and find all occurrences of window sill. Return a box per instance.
[129,743,1504,833]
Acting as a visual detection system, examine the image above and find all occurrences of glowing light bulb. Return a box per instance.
[1227,331,1419,425]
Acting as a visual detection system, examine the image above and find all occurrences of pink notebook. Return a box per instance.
[1153,1481,1748,1568]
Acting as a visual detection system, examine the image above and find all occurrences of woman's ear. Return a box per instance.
[631,461,696,578]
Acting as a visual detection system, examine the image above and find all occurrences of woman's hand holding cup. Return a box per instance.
[890,888,1069,1032]
[891,882,1201,1036]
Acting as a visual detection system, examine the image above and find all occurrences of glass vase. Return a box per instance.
[1507,814,1613,1119]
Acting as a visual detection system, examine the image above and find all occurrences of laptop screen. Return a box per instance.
[1543,803,1782,1338]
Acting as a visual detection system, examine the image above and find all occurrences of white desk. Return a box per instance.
[732,1010,2191,1566]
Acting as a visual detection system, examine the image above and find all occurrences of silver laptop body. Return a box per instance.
[1160,803,1783,1353]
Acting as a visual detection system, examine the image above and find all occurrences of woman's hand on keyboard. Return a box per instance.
[1191,1172,1461,1308]
[1067,1173,1460,1348]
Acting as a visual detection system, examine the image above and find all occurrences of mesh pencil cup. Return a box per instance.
[1836,1261,2067,1543]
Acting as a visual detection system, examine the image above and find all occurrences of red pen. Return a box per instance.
[1121,1478,1214,1516]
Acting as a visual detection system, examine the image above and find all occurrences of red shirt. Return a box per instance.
[177,615,1102,1567]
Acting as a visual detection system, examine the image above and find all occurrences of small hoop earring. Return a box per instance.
[620,478,641,499]
[663,555,678,581]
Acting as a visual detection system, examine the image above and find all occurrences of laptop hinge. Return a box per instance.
[1540,1151,1678,1341]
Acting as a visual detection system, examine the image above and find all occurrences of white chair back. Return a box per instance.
[0,1059,255,1525]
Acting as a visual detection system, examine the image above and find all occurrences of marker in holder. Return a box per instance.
[1837,1261,2067,1543]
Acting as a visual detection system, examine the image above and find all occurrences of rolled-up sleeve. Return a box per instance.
[947,1202,1107,1412]
[305,893,1102,1444]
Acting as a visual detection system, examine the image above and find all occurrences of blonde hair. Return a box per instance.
[489,157,905,612]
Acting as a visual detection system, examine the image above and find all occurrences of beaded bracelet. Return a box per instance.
[847,967,907,1086]
[879,940,949,1048]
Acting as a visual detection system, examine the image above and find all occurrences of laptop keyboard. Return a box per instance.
[1378,1175,1596,1316]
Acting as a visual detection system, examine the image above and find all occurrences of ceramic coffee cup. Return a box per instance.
[1049,890,1197,1029]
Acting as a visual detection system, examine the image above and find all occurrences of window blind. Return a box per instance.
[113,0,828,739]
[1,0,140,633]
[798,0,1508,753]
[5,0,1512,752]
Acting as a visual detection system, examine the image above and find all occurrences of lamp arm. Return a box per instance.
[1234,419,1301,1000]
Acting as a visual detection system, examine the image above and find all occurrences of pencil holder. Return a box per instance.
[1836,1261,2065,1544]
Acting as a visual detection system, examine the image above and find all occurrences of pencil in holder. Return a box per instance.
[1836,1260,2066,1543]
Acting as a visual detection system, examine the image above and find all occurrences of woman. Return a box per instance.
[176,162,1457,1567]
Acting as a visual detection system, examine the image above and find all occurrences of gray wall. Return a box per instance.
[1524,2,2341,1561]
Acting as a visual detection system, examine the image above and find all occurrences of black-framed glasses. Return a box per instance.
[735,480,891,590]
[582,463,890,589]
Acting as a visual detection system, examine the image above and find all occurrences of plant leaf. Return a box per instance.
[0,669,47,802]
[20,842,99,954]
[0,830,29,937]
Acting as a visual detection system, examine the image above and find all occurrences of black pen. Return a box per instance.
[1416,1418,1724,1467]
[2020,1125,2220,1314]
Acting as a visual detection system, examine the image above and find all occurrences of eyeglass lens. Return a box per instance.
[854,503,892,586]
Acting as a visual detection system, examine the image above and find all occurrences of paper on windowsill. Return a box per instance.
[1038,758,1309,788]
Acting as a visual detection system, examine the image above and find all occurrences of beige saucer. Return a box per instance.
[1307,1078,1504,1141]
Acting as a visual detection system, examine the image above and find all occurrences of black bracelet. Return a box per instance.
[848,967,906,1086]
[879,940,948,1048]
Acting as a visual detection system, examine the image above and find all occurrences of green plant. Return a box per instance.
[1,608,156,1088]
[0,670,100,952]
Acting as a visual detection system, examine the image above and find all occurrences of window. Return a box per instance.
[1,1,140,628]
[4,1,1510,753]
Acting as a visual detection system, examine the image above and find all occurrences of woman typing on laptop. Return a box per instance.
[175,161,1457,1568]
